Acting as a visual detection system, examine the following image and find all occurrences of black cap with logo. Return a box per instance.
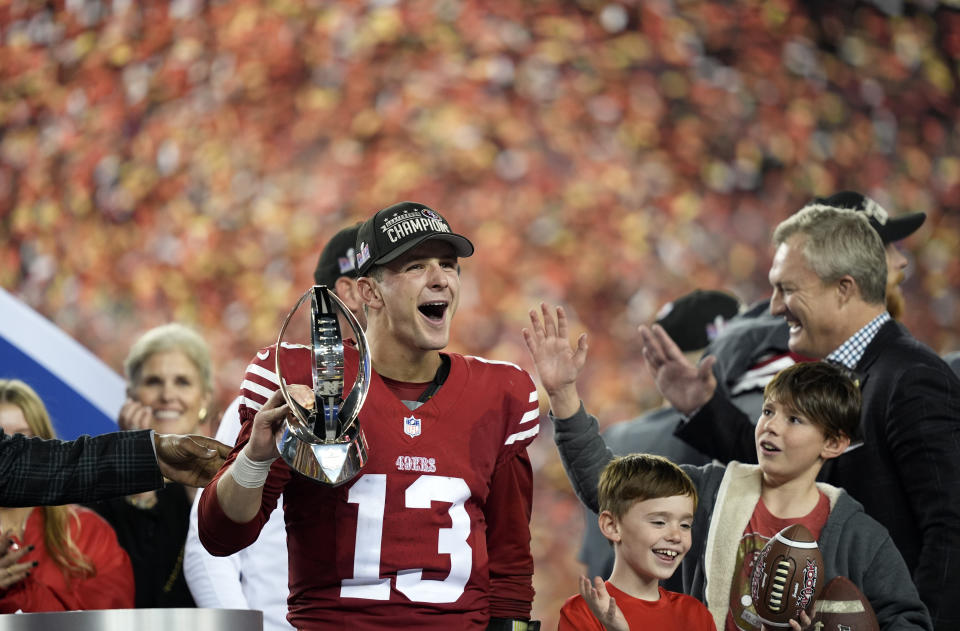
[814,191,926,244]
[654,289,743,352]
[313,223,361,287]
[355,201,474,275]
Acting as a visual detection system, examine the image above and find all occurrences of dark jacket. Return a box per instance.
[0,428,162,507]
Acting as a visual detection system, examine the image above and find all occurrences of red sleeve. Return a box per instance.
[486,449,534,619]
[197,422,290,556]
[197,345,295,556]
[70,508,135,610]
[558,593,603,631]
[485,364,540,619]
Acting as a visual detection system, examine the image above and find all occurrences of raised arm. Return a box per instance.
[522,303,613,512]
[520,303,588,420]
[212,388,290,524]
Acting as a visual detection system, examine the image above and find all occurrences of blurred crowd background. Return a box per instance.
[2,0,958,626]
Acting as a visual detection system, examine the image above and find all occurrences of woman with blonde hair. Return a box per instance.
[89,323,213,608]
[0,379,135,612]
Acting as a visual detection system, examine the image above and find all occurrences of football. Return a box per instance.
[750,524,825,628]
[810,576,879,631]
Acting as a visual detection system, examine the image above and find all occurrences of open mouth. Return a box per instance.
[653,549,680,562]
[418,301,448,322]
[154,410,183,420]
[759,440,781,453]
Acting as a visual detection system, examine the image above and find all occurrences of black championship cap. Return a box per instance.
[815,191,926,244]
[313,223,361,287]
[655,289,743,352]
[355,201,474,275]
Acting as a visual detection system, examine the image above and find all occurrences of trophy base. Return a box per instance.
[277,426,368,486]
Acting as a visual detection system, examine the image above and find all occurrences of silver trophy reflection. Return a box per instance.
[275,286,371,485]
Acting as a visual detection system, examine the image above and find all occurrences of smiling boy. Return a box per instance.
[558,454,715,631]
[523,304,931,630]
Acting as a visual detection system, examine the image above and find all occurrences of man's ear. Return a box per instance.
[835,275,857,306]
[356,276,383,309]
[598,511,621,544]
[334,277,363,313]
[820,432,851,461]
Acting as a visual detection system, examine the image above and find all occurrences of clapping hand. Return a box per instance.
[637,324,717,416]
[579,575,629,631]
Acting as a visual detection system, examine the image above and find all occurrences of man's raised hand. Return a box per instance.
[638,323,717,416]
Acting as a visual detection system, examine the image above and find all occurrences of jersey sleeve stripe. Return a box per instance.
[504,424,540,445]
[241,395,264,412]
[467,355,522,371]
[519,409,539,425]
[528,390,538,403]
[242,378,276,401]
[247,362,280,385]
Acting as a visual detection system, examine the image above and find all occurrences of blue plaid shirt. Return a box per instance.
[826,311,891,369]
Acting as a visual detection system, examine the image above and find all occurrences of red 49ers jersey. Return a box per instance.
[199,343,540,630]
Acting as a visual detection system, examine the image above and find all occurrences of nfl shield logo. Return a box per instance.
[403,415,422,438]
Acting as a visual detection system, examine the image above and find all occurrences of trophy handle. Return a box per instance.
[326,289,371,432]
[275,289,322,443]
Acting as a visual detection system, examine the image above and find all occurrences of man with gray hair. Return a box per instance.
[637,203,960,627]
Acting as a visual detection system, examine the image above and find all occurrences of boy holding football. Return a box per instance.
[523,304,931,631]
[558,453,716,630]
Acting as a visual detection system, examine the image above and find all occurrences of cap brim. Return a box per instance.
[875,211,925,243]
[373,233,475,267]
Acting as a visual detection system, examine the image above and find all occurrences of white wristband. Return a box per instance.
[229,449,275,488]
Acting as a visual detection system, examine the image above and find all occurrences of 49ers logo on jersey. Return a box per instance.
[403,415,422,437]
[395,455,437,472]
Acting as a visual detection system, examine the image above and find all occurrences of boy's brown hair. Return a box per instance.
[763,361,861,441]
[598,453,698,519]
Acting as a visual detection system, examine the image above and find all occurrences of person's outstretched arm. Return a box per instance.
[0,429,159,507]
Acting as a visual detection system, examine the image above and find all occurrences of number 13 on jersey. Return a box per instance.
[340,473,472,604]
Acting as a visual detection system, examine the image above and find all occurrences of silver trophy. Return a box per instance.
[275,285,371,485]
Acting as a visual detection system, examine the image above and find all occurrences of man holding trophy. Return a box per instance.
[198,202,542,630]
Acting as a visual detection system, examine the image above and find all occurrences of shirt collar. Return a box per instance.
[825,311,891,369]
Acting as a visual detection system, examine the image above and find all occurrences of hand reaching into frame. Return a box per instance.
[154,434,232,487]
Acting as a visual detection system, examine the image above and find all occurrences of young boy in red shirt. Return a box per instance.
[559,453,715,631]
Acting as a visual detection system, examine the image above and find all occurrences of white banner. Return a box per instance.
[0,286,124,439]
